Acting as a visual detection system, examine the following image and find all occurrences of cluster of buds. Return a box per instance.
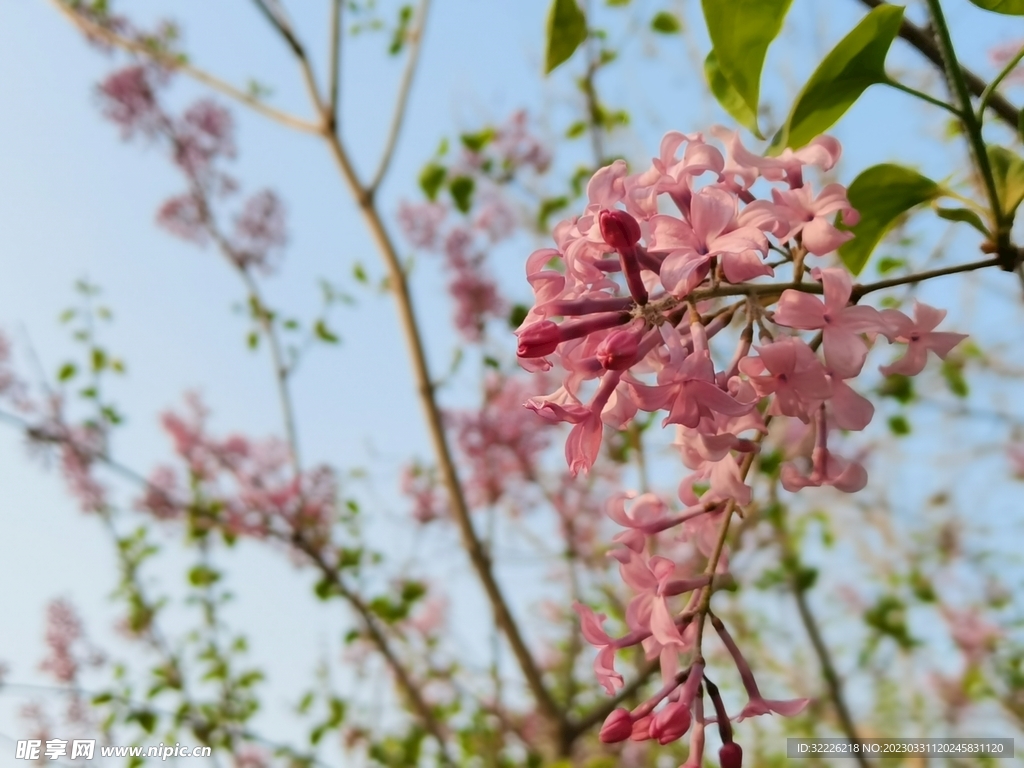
[516,129,966,764]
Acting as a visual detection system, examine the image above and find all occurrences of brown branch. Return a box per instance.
[327,0,343,128]
[856,0,1021,130]
[289,534,455,765]
[47,0,320,133]
[320,129,562,727]
[243,3,565,732]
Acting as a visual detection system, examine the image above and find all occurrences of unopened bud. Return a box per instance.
[515,320,560,358]
[596,324,643,370]
[719,741,743,768]
[599,708,633,743]
[599,209,641,250]
[649,700,692,745]
[630,714,653,741]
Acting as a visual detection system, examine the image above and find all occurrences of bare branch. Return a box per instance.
[368,0,432,194]
[47,0,321,133]
[327,0,343,128]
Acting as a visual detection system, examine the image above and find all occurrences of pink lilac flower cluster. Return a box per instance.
[515,130,966,764]
[136,395,337,550]
[397,111,550,341]
[97,65,287,274]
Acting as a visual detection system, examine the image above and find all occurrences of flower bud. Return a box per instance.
[515,320,560,358]
[719,741,743,768]
[596,324,643,370]
[630,714,653,741]
[599,209,641,250]
[649,700,692,745]
[599,708,633,743]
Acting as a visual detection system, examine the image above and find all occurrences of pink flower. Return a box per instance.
[769,184,858,255]
[773,268,884,378]
[781,449,867,494]
[739,338,831,422]
[879,301,967,376]
[648,188,769,296]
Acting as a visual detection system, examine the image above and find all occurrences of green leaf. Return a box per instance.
[987,146,1024,219]
[941,357,969,398]
[388,4,414,55]
[651,11,681,33]
[967,0,1024,14]
[545,0,588,74]
[449,176,475,214]
[537,196,569,229]
[57,362,77,382]
[701,0,792,138]
[934,206,990,235]
[565,120,587,139]
[314,319,340,344]
[887,414,910,435]
[460,127,496,152]
[876,256,906,274]
[705,51,762,138]
[418,162,446,201]
[838,163,942,274]
[188,565,220,587]
[879,373,914,404]
[772,4,904,151]
[509,304,529,329]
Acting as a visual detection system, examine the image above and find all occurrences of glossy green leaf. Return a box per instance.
[838,164,942,275]
[773,4,904,151]
[545,0,587,74]
[651,11,681,33]
[988,145,1024,219]
[705,51,762,138]
[701,0,792,138]
[934,206,990,235]
[967,0,1024,14]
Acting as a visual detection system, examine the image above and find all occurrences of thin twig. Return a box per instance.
[327,0,343,128]
[289,533,456,765]
[47,0,320,133]
[768,488,871,768]
[855,0,1021,130]
[243,4,565,732]
[368,0,432,194]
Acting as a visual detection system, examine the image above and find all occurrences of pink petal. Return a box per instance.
[817,267,854,311]
[774,290,826,330]
[829,378,874,431]
[650,596,686,647]
[801,218,851,255]
[691,187,736,243]
[823,326,869,379]
[912,301,947,332]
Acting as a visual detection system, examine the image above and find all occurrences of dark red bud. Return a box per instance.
[599,209,641,250]
[720,741,743,768]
